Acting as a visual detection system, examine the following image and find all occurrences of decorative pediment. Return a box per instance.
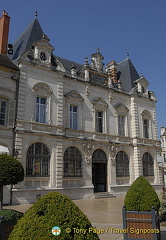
[65,90,84,101]
[91,96,108,107]
[34,36,54,52]
[134,76,149,86]
[33,82,53,95]
[114,102,129,114]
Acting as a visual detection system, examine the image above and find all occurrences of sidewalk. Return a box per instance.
[4,197,166,240]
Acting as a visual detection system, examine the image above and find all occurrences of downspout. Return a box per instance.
[10,72,20,205]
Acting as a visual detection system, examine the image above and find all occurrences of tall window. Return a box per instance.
[63,147,82,177]
[26,142,50,177]
[36,96,46,123]
[0,100,7,125]
[96,111,103,133]
[118,115,125,136]
[143,119,149,138]
[70,105,78,129]
[116,151,129,177]
[142,152,154,176]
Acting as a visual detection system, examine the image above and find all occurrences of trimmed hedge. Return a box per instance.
[124,176,160,211]
[9,192,100,240]
[0,209,23,222]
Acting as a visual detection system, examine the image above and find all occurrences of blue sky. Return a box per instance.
[1,0,166,136]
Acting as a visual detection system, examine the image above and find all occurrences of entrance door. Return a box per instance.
[92,149,107,193]
[92,163,107,192]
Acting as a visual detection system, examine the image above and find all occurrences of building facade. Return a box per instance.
[0,11,19,204]
[160,127,166,186]
[0,12,162,204]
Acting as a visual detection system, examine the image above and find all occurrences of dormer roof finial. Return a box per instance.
[35,11,38,19]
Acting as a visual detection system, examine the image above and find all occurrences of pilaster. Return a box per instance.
[56,139,63,188]
[130,97,139,138]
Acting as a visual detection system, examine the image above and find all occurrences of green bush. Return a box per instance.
[124,176,160,211]
[0,209,23,222]
[9,192,100,240]
[159,201,166,221]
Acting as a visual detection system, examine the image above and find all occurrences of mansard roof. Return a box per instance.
[0,54,19,71]
[11,18,44,60]
[9,17,141,94]
[55,55,83,73]
[117,58,140,92]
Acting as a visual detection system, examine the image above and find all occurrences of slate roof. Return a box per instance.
[11,18,43,60]
[117,58,140,92]
[55,55,83,73]
[9,18,140,93]
[0,54,19,71]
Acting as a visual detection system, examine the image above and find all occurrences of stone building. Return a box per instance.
[0,11,19,204]
[0,11,162,204]
[160,127,166,186]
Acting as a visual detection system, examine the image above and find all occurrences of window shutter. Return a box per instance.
[8,100,16,127]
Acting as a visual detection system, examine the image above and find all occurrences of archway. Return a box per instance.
[92,149,107,192]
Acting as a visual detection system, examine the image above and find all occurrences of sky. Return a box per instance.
[1,0,166,136]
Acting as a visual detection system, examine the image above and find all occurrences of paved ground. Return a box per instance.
[4,196,166,240]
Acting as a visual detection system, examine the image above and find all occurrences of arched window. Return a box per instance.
[116,151,129,177]
[92,149,107,163]
[63,147,82,177]
[142,152,154,176]
[26,143,50,177]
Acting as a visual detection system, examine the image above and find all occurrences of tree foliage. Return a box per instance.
[0,154,24,209]
[0,154,24,186]
[124,175,160,211]
[9,192,100,240]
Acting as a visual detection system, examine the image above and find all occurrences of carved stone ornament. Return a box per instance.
[85,86,90,97]
[65,90,84,101]
[33,82,53,94]
[108,145,118,166]
[109,92,114,103]
[82,143,94,165]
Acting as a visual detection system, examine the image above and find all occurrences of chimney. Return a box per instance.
[0,10,10,55]
[106,61,118,83]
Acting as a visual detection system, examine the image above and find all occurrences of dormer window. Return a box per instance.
[40,52,46,61]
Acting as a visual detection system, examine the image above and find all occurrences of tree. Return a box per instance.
[0,154,24,209]
[9,192,100,240]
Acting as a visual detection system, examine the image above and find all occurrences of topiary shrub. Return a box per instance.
[124,175,160,211]
[0,154,24,209]
[9,192,100,240]
[0,209,23,222]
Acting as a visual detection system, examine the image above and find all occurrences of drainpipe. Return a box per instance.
[10,73,20,205]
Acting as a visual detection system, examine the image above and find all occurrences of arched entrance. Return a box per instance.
[92,149,107,192]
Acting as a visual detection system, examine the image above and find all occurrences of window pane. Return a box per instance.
[64,147,82,177]
[36,97,46,123]
[26,143,50,177]
[143,119,149,138]
[70,105,78,129]
[116,151,129,177]
[143,152,154,176]
[0,100,7,125]
[96,111,103,133]
[118,115,125,136]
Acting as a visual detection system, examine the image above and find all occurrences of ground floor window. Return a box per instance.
[116,151,129,177]
[63,147,82,177]
[142,152,154,176]
[26,142,50,177]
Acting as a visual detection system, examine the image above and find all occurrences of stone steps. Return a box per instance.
[90,192,116,199]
